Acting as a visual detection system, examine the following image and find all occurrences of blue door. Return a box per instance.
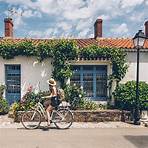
[5,65,21,104]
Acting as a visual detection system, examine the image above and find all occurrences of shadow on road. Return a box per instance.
[17,125,70,131]
[124,135,148,148]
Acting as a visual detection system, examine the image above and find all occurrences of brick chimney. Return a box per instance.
[4,18,13,38]
[94,18,103,38]
[145,21,148,37]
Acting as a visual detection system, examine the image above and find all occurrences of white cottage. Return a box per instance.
[0,18,148,104]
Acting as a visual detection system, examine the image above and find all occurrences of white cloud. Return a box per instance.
[129,12,145,22]
[57,22,72,31]
[14,16,24,29]
[78,28,90,38]
[4,7,42,29]
[63,7,91,20]
[0,0,146,38]
[120,0,144,8]
[76,19,93,31]
[97,15,110,21]
[146,0,148,5]
[23,9,42,18]
[0,0,34,7]
[7,7,42,18]
[110,23,129,35]
[28,30,43,38]
[28,27,69,38]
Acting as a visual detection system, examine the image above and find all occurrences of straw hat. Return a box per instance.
[47,78,56,86]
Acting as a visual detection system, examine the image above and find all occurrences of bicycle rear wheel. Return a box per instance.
[53,108,73,129]
[21,110,41,129]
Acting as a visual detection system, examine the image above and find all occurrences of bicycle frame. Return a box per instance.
[34,102,47,118]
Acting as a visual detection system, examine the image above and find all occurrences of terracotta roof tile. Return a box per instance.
[0,37,148,50]
[97,38,148,49]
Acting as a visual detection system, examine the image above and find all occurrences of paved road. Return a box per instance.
[0,128,148,148]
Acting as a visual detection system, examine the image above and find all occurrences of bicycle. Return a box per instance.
[21,98,74,130]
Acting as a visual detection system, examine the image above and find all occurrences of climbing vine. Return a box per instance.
[0,40,128,87]
[79,45,128,82]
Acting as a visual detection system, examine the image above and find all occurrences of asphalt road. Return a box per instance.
[0,128,148,148]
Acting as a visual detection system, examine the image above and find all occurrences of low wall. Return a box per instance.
[73,110,130,122]
[13,110,130,122]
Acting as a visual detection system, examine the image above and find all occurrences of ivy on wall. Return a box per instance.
[79,45,128,83]
[0,40,128,87]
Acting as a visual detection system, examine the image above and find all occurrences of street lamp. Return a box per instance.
[133,30,147,125]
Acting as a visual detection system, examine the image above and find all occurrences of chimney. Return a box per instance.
[94,18,102,38]
[4,18,13,38]
[145,21,148,37]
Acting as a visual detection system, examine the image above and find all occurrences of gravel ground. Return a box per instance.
[0,115,146,129]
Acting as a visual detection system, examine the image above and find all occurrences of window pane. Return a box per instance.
[71,65,107,100]
[96,65,107,71]
[83,65,93,71]
[72,66,80,72]
[96,73,107,97]
[83,73,93,97]
[71,73,81,87]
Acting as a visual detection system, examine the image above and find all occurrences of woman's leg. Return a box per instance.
[46,105,53,125]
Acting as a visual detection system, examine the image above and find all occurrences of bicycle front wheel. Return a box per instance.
[54,109,73,129]
[21,110,41,129]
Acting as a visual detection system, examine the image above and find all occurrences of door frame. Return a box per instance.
[5,64,21,104]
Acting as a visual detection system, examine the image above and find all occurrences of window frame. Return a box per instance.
[71,65,108,101]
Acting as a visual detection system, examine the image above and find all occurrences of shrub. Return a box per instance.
[9,102,23,115]
[64,84,106,110]
[21,92,38,110]
[0,98,9,114]
[64,84,84,109]
[10,91,41,114]
[0,85,9,114]
[79,98,98,110]
[113,81,148,111]
[0,85,5,98]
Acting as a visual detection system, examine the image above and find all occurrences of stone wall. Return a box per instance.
[14,110,130,122]
[73,110,130,122]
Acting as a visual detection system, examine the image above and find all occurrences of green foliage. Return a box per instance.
[21,92,38,110]
[113,81,148,110]
[0,84,8,114]
[64,84,84,109]
[52,40,78,86]
[0,40,127,86]
[9,102,23,115]
[0,84,6,98]
[79,45,128,82]
[79,98,98,110]
[10,91,40,114]
[0,99,9,114]
[64,84,106,110]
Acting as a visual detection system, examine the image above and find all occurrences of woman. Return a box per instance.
[43,78,60,126]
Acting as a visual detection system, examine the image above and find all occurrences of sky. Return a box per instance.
[0,0,148,39]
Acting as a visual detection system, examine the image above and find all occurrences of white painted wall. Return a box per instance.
[121,52,148,83]
[0,56,53,98]
[1,51,148,102]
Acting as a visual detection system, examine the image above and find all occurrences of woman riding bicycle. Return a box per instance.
[43,78,60,126]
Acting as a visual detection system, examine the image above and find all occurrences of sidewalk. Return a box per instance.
[0,114,146,129]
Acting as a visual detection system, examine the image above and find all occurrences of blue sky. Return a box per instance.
[0,0,148,39]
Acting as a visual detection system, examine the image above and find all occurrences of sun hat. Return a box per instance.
[47,78,56,86]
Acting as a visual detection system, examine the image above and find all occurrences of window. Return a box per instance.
[71,65,107,100]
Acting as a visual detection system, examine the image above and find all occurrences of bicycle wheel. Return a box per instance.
[53,108,73,129]
[21,110,41,129]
